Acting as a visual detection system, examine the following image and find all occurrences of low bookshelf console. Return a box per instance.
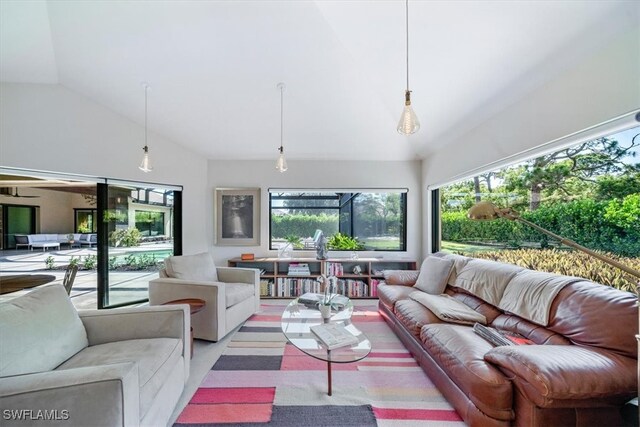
[227,257,417,299]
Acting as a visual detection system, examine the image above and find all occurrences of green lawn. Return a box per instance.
[440,241,504,254]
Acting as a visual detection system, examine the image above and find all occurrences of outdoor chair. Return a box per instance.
[63,264,78,295]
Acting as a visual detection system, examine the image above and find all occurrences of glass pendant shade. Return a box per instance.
[397,92,420,135]
[276,149,288,173]
[139,146,153,172]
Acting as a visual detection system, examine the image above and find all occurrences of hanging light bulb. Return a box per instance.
[275,82,288,172]
[139,146,152,172]
[276,146,288,172]
[397,90,420,135]
[139,83,153,172]
[397,0,420,135]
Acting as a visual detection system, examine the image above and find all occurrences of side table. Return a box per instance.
[161,298,206,359]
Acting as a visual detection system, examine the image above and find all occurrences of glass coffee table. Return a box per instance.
[281,296,371,396]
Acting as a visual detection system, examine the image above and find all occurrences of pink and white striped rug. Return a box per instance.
[174,302,465,426]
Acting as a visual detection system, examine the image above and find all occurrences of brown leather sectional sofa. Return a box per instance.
[378,252,638,427]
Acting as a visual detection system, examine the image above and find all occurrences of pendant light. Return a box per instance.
[139,83,153,172]
[397,0,420,135]
[276,82,288,173]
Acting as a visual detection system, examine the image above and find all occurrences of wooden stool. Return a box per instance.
[161,298,205,358]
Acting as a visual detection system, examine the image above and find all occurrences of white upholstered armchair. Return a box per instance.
[149,253,260,342]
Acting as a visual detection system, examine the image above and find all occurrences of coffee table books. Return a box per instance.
[310,323,358,350]
[298,292,350,309]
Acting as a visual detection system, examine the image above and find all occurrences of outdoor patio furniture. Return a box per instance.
[14,235,30,250]
[78,233,97,247]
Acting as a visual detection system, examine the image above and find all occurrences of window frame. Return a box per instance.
[268,189,408,252]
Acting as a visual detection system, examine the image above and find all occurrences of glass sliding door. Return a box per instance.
[4,205,36,249]
[99,180,181,308]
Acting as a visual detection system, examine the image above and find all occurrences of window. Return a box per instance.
[75,209,97,233]
[269,190,407,251]
[135,210,165,237]
[435,126,639,293]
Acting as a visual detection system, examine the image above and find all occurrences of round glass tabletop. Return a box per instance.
[280,296,371,363]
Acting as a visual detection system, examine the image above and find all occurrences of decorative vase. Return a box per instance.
[319,304,332,321]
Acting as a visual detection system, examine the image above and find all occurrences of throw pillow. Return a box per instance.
[414,256,454,294]
[383,270,420,286]
[165,252,218,282]
[410,291,487,325]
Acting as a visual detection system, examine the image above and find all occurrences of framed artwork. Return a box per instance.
[215,188,260,246]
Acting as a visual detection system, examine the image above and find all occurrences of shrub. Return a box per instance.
[327,232,365,250]
[442,198,640,257]
[109,228,142,247]
[461,248,639,294]
[44,256,55,270]
[82,254,97,270]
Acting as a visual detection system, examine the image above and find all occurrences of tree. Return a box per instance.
[502,135,639,210]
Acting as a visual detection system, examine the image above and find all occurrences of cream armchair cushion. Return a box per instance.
[165,252,218,282]
[150,253,260,342]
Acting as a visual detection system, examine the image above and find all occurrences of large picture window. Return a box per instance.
[435,126,639,293]
[269,190,407,251]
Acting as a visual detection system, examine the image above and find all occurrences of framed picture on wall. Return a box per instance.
[215,188,260,246]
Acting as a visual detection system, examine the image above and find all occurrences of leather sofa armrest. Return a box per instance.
[0,363,139,427]
[485,345,637,407]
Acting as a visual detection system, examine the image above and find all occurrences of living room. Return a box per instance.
[1,1,638,426]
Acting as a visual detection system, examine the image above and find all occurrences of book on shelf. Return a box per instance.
[287,262,311,276]
[310,323,358,350]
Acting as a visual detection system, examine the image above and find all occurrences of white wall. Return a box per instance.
[208,159,422,266]
[421,28,640,258]
[0,83,209,253]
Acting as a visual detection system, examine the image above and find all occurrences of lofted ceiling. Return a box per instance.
[1,1,638,161]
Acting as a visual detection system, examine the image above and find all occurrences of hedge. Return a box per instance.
[442,196,640,257]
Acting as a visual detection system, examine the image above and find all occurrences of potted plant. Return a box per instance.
[318,275,338,320]
[66,233,75,244]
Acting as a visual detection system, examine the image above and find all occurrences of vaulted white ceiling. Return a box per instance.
[1,1,638,161]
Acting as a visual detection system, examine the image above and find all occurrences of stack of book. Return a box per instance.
[310,323,358,350]
[287,263,311,276]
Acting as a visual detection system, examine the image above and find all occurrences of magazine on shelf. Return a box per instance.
[310,323,358,350]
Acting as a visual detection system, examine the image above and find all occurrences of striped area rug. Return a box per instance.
[174,302,465,426]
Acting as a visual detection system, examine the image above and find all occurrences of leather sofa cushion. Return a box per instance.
[420,324,513,421]
[377,283,416,311]
[485,345,637,407]
[383,270,419,286]
[393,299,442,338]
[447,287,503,324]
[453,258,523,306]
[57,337,183,419]
[414,256,454,294]
[491,314,570,345]
[0,285,88,377]
[547,281,638,358]
[225,283,254,308]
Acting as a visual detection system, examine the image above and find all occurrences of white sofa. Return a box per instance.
[0,285,190,426]
[149,252,260,342]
